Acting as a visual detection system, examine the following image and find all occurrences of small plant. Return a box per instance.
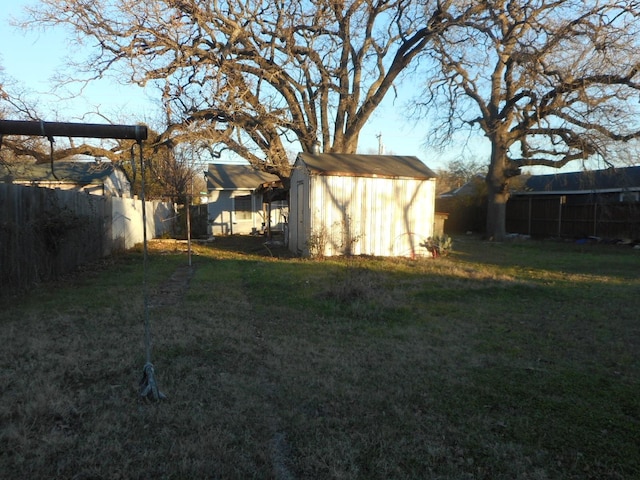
[306,225,329,258]
[422,234,453,257]
[306,216,361,258]
[36,205,84,253]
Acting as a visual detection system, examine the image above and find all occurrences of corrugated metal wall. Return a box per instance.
[306,175,435,257]
[288,165,310,254]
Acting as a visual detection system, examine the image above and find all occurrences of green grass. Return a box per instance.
[0,236,638,479]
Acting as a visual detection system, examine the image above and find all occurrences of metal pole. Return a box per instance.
[1,118,164,401]
[528,197,532,236]
[0,120,147,141]
[186,196,192,267]
[137,141,165,401]
[558,195,565,237]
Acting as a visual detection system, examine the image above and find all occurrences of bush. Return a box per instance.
[422,234,453,257]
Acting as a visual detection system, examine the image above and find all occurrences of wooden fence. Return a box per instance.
[0,183,175,295]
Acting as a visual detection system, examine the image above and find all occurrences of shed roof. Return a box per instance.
[296,153,436,180]
[0,160,119,184]
[206,164,280,190]
[521,165,640,194]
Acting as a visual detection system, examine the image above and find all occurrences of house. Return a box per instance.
[289,153,437,257]
[436,175,487,234]
[204,163,286,236]
[0,159,131,197]
[506,166,640,239]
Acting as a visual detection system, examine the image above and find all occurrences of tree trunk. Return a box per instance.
[485,187,509,240]
[485,143,510,240]
[329,133,359,154]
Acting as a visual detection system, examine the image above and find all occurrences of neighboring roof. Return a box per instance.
[439,175,485,198]
[206,164,280,190]
[519,165,640,195]
[0,160,119,184]
[296,153,436,180]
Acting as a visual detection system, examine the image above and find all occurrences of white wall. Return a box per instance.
[290,169,436,257]
[104,170,132,197]
[206,190,268,235]
[207,191,234,235]
[110,197,176,251]
[289,164,311,254]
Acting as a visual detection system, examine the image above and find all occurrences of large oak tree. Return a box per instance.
[1,66,207,199]
[422,0,640,239]
[20,0,479,180]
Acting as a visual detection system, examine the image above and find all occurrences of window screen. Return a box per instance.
[235,195,252,220]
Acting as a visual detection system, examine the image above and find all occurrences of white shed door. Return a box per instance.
[296,181,305,252]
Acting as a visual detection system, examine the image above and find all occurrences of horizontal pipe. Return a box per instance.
[0,120,148,141]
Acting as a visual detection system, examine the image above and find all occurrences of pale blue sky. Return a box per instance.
[1,1,155,123]
[0,0,490,170]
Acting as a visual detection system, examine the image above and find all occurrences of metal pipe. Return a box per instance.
[0,120,148,141]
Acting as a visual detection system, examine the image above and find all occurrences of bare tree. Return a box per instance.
[0,73,201,200]
[422,0,640,239]
[149,143,202,203]
[21,0,480,181]
[0,72,48,166]
[0,75,136,165]
[436,156,486,195]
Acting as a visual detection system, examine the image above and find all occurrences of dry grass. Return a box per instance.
[0,235,638,479]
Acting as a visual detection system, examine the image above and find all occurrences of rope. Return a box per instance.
[40,120,59,181]
[139,141,150,364]
[2,119,161,400]
[136,140,166,402]
[130,144,137,185]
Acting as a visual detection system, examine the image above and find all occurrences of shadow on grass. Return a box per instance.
[451,234,640,281]
[0,237,638,479]
[195,234,295,259]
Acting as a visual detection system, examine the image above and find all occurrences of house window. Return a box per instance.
[234,195,252,220]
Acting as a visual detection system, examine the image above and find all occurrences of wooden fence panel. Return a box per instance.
[1,184,175,296]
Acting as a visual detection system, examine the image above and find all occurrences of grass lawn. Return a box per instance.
[0,236,638,479]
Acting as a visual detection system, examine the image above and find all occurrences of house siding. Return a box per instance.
[290,159,436,257]
[207,189,267,235]
[2,161,132,197]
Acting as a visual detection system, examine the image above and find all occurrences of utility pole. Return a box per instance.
[376,132,384,155]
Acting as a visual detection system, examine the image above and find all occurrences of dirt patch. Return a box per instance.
[148,264,195,308]
[197,235,294,258]
[148,236,294,258]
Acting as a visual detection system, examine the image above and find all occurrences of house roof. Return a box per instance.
[439,174,485,198]
[296,153,436,180]
[0,160,119,184]
[520,165,640,195]
[206,164,280,190]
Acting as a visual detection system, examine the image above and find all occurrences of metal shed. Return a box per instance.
[289,153,437,257]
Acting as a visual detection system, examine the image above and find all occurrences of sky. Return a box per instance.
[0,2,157,123]
[1,0,489,171]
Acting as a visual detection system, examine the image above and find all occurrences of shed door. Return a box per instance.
[296,181,305,252]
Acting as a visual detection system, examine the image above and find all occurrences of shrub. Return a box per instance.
[422,234,453,257]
